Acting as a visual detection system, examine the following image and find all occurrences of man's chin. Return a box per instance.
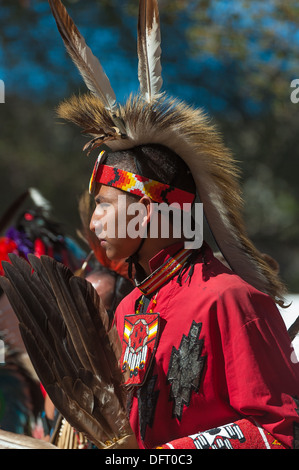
[103,244,121,261]
[99,239,131,262]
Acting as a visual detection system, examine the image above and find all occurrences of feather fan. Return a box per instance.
[137,0,163,102]
[0,253,138,449]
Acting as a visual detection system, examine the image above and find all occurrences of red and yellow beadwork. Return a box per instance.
[89,155,195,209]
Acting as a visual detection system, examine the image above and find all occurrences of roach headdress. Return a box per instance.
[49,0,286,305]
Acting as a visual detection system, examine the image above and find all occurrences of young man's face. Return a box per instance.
[90,183,146,261]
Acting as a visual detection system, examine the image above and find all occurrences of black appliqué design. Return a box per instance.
[192,422,245,449]
[167,320,206,421]
[137,374,159,442]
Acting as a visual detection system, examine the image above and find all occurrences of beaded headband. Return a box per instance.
[89,153,195,210]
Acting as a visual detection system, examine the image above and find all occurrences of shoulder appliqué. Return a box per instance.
[167,320,206,421]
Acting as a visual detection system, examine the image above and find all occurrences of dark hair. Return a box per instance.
[104,144,196,195]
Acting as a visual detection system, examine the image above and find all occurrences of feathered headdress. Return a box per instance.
[49,0,286,305]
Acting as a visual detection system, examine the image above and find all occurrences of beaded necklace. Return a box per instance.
[136,291,158,314]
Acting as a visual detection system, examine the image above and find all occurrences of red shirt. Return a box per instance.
[115,242,299,449]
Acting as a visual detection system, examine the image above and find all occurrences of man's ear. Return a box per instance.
[139,195,153,228]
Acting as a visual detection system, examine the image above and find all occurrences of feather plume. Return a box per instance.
[137,0,163,102]
[48,0,117,113]
[28,188,52,214]
[0,254,137,449]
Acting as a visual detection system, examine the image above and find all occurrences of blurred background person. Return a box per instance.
[0,188,86,439]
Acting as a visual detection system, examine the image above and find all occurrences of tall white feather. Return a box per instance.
[49,0,117,113]
[28,188,52,214]
[138,0,163,102]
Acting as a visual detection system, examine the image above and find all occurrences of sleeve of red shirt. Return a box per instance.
[158,285,299,449]
[157,418,287,449]
[219,287,299,449]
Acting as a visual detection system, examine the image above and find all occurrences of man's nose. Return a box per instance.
[89,212,96,233]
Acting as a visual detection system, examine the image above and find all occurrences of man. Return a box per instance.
[88,144,299,450]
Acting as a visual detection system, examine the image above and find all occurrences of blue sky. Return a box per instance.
[0,0,297,113]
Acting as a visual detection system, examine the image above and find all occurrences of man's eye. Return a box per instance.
[95,199,109,207]
[94,202,112,214]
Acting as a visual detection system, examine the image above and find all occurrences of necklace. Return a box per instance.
[136,291,158,314]
[135,246,193,296]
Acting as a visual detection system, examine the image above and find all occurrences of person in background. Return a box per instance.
[0,189,86,439]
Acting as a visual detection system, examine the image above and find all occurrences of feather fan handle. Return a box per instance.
[48,0,117,113]
[138,0,163,102]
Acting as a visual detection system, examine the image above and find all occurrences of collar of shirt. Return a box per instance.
[135,241,194,296]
